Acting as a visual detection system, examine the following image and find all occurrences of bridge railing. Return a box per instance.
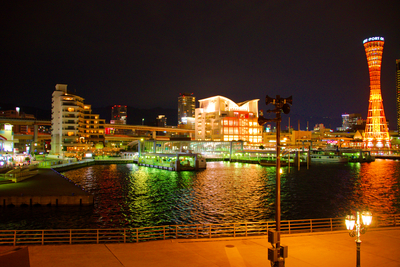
[0,214,398,246]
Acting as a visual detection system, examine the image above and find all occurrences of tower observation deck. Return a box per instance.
[363,37,390,149]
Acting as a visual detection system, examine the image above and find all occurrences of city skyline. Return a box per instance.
[1,1,399,128]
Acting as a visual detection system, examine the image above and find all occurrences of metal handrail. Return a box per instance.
[0,215,398,246]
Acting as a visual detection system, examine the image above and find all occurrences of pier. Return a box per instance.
[0,169,93,207]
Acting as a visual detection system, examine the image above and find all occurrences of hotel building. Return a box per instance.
[51,84,105,155]
[195,96,263,144]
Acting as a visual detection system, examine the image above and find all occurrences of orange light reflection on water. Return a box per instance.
[352,159,400,220]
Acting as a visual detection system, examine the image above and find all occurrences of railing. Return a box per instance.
[1,215,399,246]
[0,168,39,182]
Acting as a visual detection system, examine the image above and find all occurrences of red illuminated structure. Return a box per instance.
[363,37,390,149]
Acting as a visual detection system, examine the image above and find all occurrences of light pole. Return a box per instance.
[345,211,372,267]
[258,95,292,267]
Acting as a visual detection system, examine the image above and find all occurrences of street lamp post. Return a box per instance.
[258,95,292,267]
[345,211,372,267]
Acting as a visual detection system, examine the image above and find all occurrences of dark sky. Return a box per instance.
[1,1,399,128]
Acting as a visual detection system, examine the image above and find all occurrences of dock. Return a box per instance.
[0,169,93,207]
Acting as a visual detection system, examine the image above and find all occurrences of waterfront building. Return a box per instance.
[337,113,365,132]
[111,105,127,125]
[396,59,400,133]
[362,37,390,148]
[51,84,105,156]
[0,123,15,153]
[178,93,195,127]
[0,108,51,154]
[195,96,263,145]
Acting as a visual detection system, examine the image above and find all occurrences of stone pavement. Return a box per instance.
[1,228,399,267]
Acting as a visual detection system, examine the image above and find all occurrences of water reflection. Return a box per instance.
[356,160,400,219]
[1,159,399,230]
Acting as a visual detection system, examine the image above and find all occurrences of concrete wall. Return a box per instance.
[1,195,93,207]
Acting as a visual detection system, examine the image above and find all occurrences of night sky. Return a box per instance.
[1,1,399,128]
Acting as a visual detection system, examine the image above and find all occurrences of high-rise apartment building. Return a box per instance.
[111,105,127,124]
[195,95,263,144]
[396,59,400,133]
[51,84,105,155]
[155,115,167,127]
[178,93,195,127]
[362,37,390,148]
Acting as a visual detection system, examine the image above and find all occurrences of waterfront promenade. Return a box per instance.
[0,228,399,267]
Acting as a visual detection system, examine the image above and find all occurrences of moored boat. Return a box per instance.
[309,152,348,163]
[259,159,288,166]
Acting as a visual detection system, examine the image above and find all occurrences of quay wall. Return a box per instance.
[374,155,400,160]
[1,195,93,207]
[51,159,135,172]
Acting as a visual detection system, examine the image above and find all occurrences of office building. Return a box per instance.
[337,113,365,132]
[195,95,262,144]
[111,105,127,125]
[178,93,195,127]
[51,84,105,156]
[362,37,390,148]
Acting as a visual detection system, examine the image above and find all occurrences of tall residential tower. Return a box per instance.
[362,37,390,148]
[178,93,195,128]
[111,105,127,124]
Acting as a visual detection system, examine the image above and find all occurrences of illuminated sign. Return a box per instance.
[363,36,384,44]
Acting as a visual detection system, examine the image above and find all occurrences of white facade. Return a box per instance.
[0,123,15,152]
[195,96,262,144]
[51,84,105,155]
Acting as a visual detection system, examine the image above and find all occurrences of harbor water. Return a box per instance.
[1,159,400,230]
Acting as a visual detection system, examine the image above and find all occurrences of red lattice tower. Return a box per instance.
[363,37,390,148]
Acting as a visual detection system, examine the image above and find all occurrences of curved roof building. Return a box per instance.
[195,96,262,144]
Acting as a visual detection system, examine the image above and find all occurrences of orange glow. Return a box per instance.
[363,37,390,148]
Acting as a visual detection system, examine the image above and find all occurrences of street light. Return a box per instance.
[345,211,372,267]
[259,95,292,267]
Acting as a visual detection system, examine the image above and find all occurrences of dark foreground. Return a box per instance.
[1,228,399,267]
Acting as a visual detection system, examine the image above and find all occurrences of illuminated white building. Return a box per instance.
[0,123,15,152]
[51,84,105,155]
[195,96,263,144]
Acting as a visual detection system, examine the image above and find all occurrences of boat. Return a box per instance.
[259,159,288,166]
[308,151,348,163]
